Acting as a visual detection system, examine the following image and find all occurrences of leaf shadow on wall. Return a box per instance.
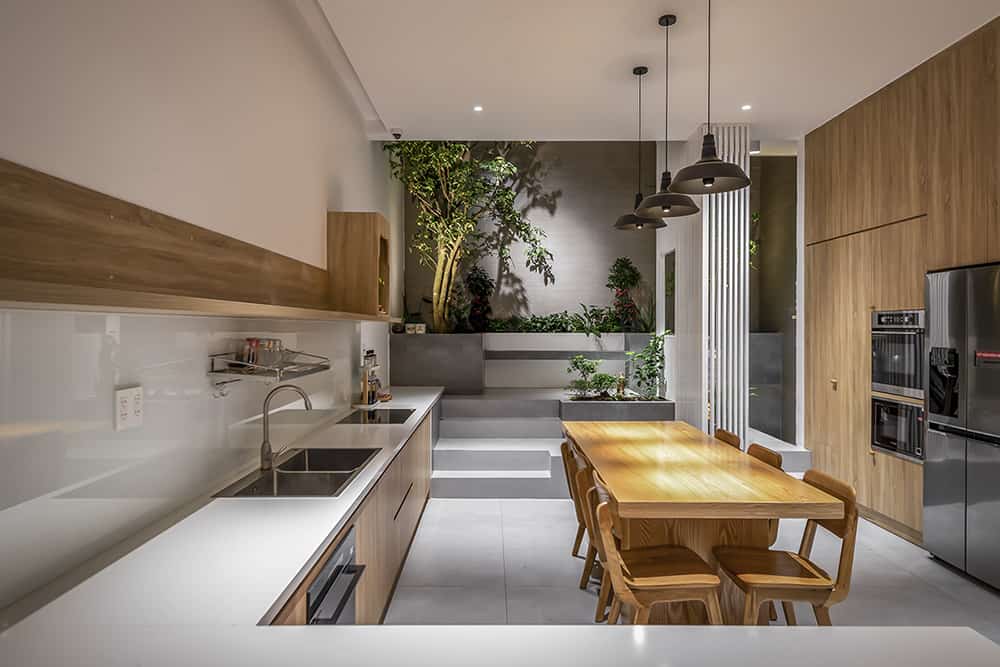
[472,142,562,316]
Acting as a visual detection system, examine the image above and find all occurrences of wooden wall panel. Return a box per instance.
[0,158,330,310]
[926,20,998,270]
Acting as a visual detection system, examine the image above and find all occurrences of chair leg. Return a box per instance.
[579,544,596,589]
[813,605,832,626]
[704,591,725,625]
[768,601,777,622]
[595,571,611,623]
[608,597,622,625]
[742,591,759,626]
[633,606,651,625]
[782,601,797,626]
[572,523,585,558]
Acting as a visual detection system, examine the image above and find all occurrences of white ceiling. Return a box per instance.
[317,0,998,141]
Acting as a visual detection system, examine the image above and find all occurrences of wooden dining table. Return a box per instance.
[562,420,844,624]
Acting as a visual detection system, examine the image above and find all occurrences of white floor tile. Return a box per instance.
[383,498,1000,644]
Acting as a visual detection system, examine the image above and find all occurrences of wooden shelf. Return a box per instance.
[0,279,401,323]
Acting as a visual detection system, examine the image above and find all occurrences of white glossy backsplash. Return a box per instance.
[0,308,373,611]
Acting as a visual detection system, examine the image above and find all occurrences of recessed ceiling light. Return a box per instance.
[473,105,483,112]
[741,104,752,111]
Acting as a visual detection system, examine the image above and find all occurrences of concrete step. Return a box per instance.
[746,429,812,473]
[433,438,562,472]
[438,417,565,439]
[431,469,568,499]
[441,396,560,419]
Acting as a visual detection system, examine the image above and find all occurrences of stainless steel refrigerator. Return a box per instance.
[925,266,1000,589]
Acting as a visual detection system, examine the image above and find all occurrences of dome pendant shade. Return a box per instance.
[669,133,751,195]
[616,192,666,230]
[672,0,750,196]
[637,170,700,218]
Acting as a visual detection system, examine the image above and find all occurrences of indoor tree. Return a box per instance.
[384,141,554,332]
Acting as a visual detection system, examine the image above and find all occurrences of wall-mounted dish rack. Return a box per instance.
[208,349,330,386]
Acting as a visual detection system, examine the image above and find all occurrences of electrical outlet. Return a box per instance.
[114,385,143,431]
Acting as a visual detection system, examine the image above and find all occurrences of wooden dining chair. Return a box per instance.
[746,443,784,621]
[566,442,601,590]
[576,467,614,621]
[592,471,725,626]
[712,469,858,626]
[714,428,741,450]
[560,441,586,557]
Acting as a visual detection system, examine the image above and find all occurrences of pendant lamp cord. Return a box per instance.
[664,18,669,165]
[707,0,712,135]
[637,68,642,194]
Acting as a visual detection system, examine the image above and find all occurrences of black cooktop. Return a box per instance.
[337,408,414,425]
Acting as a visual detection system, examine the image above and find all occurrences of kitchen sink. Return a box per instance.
[215,447,381,498]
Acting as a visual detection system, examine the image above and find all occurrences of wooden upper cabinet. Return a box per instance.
[805,124,834,244]
[872,69,929,226]
[870,217,927,310]
[327,212,391,317]
[925,20,999,270]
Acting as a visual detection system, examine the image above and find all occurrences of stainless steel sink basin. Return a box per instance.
[215,447,380,498]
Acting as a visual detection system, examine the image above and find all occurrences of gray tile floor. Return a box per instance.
[384,499,1000,643]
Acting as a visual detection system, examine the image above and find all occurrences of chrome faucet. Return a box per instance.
[260,384,313,471]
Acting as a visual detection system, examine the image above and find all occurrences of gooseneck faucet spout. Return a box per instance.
[260,384,313,471]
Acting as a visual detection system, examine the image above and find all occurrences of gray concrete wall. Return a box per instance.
[749,156,798,441]
[404,142,658,321]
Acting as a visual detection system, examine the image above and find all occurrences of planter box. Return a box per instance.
[390,333,484,394]
[559,399,675,422]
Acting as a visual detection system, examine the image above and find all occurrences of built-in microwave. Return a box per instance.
[871,309,925,399]
[872,396,925,461]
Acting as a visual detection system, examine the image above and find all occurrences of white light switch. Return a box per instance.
[114,385,143,431]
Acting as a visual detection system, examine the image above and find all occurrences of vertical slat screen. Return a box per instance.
[703,124,751,446]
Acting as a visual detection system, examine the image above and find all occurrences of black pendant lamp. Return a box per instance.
[669,0,751,195]
[637,14,700,219]
[615,66,665,231]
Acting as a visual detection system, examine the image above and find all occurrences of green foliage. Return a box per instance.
[465,266,495,332]
[383,141,554,331]
[486,310,578,333]
[606,257,642,291]
[590,372,617,396]
[750,211,761,271]
[567,354,599,382]
[606,257,645,332]
[626,333,667,400]
[566,354,600,398]
[577,304,622,336]
[635,293,656,334]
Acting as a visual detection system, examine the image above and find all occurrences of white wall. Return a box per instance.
[655,141,705,427]
[0,0,401,618]
[0,0,402,307]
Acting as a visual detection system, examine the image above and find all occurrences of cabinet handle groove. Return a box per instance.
[393,483,414,521]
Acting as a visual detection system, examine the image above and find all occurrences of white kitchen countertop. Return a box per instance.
[2,384,999,666]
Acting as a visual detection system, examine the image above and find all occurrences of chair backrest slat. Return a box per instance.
[714,428,741,450]
[747,443,783,470]
[592,471,641,609]
[560,441,584,523]
[800,468,858,604]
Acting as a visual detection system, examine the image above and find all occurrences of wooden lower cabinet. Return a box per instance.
[273,413,432,626]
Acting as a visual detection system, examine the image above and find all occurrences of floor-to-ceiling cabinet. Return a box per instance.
[804,17,999,542]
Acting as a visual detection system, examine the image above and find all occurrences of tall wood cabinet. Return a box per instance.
[805,17,1000,542]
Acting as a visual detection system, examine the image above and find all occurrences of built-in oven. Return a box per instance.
[872,396,925,461]
[306,527,365,625]
[871,309,925,399]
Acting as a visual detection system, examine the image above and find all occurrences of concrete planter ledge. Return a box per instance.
[560,398,675,422]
